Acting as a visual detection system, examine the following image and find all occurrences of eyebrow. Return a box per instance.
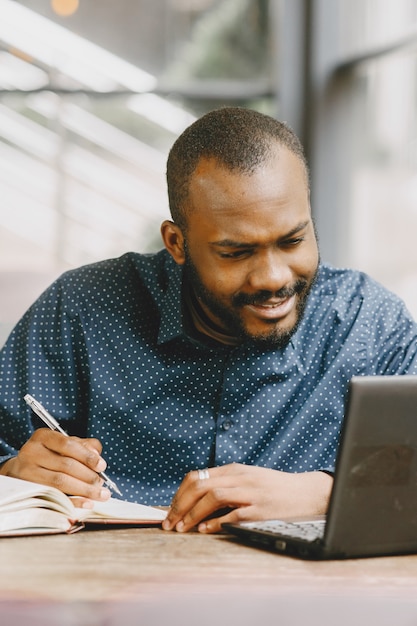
[210,220,310,248]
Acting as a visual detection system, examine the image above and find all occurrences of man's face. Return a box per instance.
[173,147,319,348]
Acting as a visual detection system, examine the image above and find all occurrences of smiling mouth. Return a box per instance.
[245,295,296,320]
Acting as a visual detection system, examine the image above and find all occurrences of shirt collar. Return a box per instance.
[157,254,185,345]
[156,257,239,348]
[185,287,241,346]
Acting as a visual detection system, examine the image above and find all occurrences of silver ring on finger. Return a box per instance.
[198,468,210,480]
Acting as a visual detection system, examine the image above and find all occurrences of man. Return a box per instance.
[1,107,416,534]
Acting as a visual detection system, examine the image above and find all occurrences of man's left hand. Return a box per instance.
[162,463,333,534]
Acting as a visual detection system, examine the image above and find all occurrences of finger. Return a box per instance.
[80,437,103,456]
[163,469,213,529]
[69,496,96,509]
[197,506,255,534]
[41,432,107,474]
[11,451,111,500]
[26,463,111,500]
[176,485,248,533]
[33,428,107,472]
[163,465,246,531]
[41,446,104,486]
[15,431,111,500]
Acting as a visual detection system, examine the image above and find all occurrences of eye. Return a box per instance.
[219,249,252,259]
[281,236,305,248]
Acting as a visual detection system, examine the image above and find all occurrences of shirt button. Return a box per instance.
[222,420,233,431]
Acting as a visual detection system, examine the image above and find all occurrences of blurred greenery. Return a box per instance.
[164,0,270,81]
[161,0,273,115]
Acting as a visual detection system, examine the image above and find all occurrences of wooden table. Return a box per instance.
[1,526,417,625]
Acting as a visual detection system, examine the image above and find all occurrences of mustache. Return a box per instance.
[232,279,308,307]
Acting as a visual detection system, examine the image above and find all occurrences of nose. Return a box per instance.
[246,249,292,293]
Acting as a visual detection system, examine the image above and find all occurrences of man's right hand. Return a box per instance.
[0,429,111,501]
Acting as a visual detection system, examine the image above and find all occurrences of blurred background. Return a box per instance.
[1,0,417,332]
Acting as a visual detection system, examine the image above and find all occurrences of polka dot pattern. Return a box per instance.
[1,251,417,506]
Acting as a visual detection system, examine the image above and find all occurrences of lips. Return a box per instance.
[245,294,296,320]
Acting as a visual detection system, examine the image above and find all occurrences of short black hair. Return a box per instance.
[166,106,309,229]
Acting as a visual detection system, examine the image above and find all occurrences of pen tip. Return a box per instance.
[108,481,122,497]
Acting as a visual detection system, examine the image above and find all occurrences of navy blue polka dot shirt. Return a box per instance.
[1,250,417,505]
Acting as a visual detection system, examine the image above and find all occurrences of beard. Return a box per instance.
[183,247,318,350]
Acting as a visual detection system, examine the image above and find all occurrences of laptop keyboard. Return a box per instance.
[243,519,326,542]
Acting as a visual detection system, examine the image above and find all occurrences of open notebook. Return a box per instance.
[0,475,166,536]
[223,375,417,559]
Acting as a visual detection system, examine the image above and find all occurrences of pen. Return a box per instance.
[24,393,122,497]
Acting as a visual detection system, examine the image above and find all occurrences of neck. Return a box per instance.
[185,287,240,347]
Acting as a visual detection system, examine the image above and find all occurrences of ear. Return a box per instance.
[161,220,186,265]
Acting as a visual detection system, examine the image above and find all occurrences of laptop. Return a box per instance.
[223,375,417,559]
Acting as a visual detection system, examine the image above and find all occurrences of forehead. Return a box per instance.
[186,147,310,235]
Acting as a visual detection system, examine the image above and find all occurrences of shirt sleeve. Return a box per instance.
[368,293,417,375]
[0,277,89,464]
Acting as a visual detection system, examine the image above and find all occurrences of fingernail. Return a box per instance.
[96,458,107,472]
[162,519,172,531]
[81,500,95,509]
[100,488,111,500]
[176,520,185,532]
